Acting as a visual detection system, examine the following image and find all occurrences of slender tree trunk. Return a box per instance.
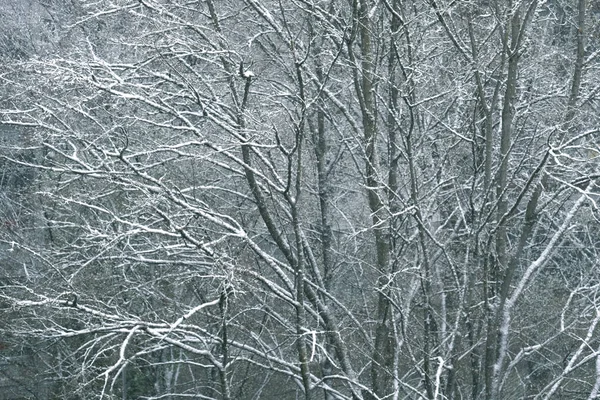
[354,0,393,397]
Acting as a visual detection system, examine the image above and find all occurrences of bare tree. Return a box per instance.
[1,1,599,399]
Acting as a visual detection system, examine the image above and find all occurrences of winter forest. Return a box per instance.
[0,0,599,399]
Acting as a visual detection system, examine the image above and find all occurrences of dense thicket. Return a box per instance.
[1,1,599,399]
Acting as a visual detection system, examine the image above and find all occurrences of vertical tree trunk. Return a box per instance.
[354,0,393,397]
[485,2,539,398]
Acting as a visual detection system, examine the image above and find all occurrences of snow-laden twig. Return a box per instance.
[541,309,600,400]
[588,345,600,400]
[493,185,591,396]
[159,297,220,341]
[100,325,140,399]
